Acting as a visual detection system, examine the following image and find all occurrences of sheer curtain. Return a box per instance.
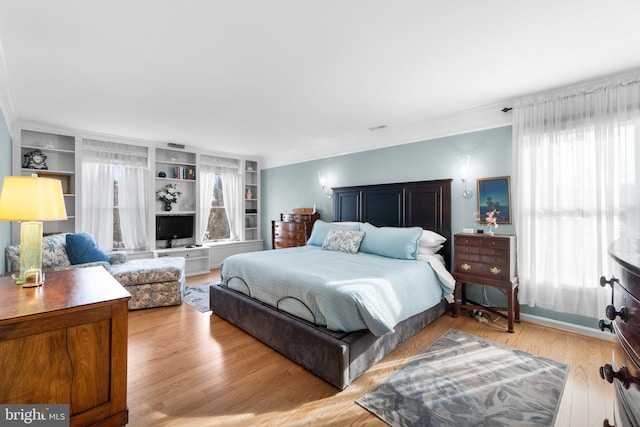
[197,167,216,245]
[81,163,115,250]
[118,166,149,250]
[512,75,640,318]
[198,157,241,242]
[82,139,150,250]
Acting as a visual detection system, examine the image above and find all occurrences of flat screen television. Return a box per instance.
[156,215,194,240]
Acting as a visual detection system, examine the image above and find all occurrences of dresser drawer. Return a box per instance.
[274,230,307,242]
[280,213,319,223]
[273,221,307,232]
[613,282,640,364]
[273,239,302,249]
[603,339,640,426]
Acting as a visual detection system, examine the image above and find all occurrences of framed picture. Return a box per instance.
[477,176,511,224]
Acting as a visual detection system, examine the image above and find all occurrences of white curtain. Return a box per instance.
[118,166,149,250]
[221,171,241,240]
[197,169,217,244]
[512,75,640,318]
[82,139,149,250]
[199,156,241,242]
[81,163,115,250]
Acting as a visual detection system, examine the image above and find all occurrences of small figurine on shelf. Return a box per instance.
[157,183,182,211]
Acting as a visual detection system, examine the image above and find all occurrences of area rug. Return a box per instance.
[356,329,569,427]
[183,282,216,312]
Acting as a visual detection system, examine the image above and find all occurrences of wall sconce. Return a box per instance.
[458,155,473,199]
[318,173,333,199]
[0,175,68,286]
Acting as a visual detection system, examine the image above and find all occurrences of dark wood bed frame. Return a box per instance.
[210,179,452,389]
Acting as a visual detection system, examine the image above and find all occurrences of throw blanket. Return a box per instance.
[221,246,453,336]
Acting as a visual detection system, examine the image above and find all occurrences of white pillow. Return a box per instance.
[419,229,447,248]
[418,245,444,256]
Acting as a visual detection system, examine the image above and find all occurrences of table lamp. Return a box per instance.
[0,175,68,286]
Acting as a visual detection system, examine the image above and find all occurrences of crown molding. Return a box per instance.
[262,101,513,169]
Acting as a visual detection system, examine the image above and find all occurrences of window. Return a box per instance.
[203,174,230,241]
[82,140,149,251]
[513,77,640,318]
[198,156,241,242]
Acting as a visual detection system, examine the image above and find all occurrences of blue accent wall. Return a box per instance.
[0,108,11,273]
[262,125,599,330]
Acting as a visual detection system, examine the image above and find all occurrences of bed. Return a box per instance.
[210,179,453,389]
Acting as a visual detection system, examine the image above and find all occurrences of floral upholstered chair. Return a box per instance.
[6,233,186,310]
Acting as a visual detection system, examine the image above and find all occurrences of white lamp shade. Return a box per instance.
[0,175,68,221]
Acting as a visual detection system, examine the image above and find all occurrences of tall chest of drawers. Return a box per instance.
[452,233,519,332]
[600,238,640,427]
[272,212,320,249]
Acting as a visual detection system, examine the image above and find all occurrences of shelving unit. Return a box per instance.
[13,130,77,240]
[154,148,197,247]
[10,124,264,262]
[244,160,259,241]
[152,246,210,277]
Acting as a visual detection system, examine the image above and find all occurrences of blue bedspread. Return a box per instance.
[220,246,452,336]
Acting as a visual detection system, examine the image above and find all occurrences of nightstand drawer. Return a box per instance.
[455,260,511,280]
[457,252,509,265]
[455,234,510,249]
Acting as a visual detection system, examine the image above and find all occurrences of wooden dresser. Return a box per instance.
[272,212,320,249]
[0,267,131,427]
[600,238,640,427]
[451,233,519,332]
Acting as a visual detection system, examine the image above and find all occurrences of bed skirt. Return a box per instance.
[209,283,449,389]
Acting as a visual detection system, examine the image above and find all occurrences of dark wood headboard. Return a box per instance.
[332,179,452,269]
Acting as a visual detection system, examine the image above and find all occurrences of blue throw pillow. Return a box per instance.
[306,220,362,246]
[359,222,423,260]
[66,233,110,265]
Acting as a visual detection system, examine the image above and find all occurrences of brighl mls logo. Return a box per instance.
[1,405,69,426]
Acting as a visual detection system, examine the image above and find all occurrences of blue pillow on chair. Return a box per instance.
[66,233,110,265]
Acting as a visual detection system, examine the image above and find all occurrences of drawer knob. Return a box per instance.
[605,304,627,322]
[599,364,640,389]
[599,275,619,288]
[461,263,471,271]
[598,319,613,333]
[490,267,502,275]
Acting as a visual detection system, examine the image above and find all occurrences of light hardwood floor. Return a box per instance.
[127,270,616,426]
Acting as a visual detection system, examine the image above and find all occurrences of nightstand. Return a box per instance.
[451,233,520,332]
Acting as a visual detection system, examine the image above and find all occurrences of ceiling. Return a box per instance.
[1,1,640,168]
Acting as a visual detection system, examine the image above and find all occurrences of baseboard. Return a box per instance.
[520,313,615,342]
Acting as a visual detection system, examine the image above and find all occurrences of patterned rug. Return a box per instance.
[356,329,569,427]
[183,283,215,312]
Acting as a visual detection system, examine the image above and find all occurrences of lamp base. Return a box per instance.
[17,221,43,285]
[22,267,45,287]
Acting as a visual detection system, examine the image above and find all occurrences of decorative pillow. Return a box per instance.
[66,233,110,265]
[419,229,447,248]
[322,230,365,254]
[359,223,423,260]
[307,220,362,246]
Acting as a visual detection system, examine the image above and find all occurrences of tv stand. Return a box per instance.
[152,246,210,277]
